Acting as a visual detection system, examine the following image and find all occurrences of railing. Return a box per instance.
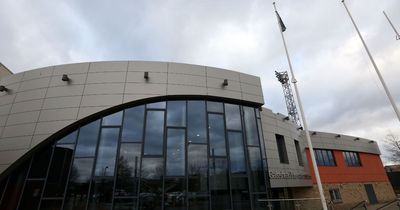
[350,200,367,210]
[258,197,326,210]
[376,198,400,210]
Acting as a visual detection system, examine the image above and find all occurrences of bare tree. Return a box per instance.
[384,133,400,163]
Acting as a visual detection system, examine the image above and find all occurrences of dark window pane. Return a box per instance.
[115,143,141,197]
[343,151,360,166]
[225,104,241,130]
[322,150,329,165]
[144,111,165,156]
[139,158,163,210]
[248,147,265,192]
[294,140,304,166]
[275,134,289,164]
[208,114,226,156]
[102,111,123,126]
[188,144,209,210]
[257,118,266,158]
[231,177,250,210]
[94,128,119,177]
[167,101,186,127]
[243,107,259,146]
[147,102,166,109]
[187,101,207,143]
[164,178,186,210]
[122,106,145,142]
[87,179,114,210]
[207,101,223,113]
[43,144,74,198]
[252,194,268,210]
[28,147,53,178]
[228,132,246,174]
[64,158,94,210]
[58,131,78,144]
[0,178,7,202]
[114,198,137,210]
[209,158,231,210]
[75,120,100,157]
[0,163,28,210]
[18,180,44,210]
[166,129,185,176]
[39,199,62,210]
[327,150,335,166]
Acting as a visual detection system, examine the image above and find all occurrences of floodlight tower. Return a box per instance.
[275,71,301,127]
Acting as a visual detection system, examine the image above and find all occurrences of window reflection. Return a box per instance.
[115,143,141,197]
[207,101,223,113]
[114,198,137,210]
[231,177,251,210]
[102,111,123,126]
[248,147,265,192]
[167,101,186,127]
[208,114,226,156]
[94,128,119,177]
[87,179,114,210]
[209,158,231,210]
[188,144,209,210]
[18,180,44,210]
[188,101,207,143]
[166,129,185,176]
[147,102,166,109]
[58,131,77,144]
[122,106,145,142]
[243,107,259,146]
[75,120,100,157]
[228,132,246,174]
[225,104,242,130]
[144,111,165,156]
[139,158,163,210]
[164,178,186,210]
[28,147,52,178]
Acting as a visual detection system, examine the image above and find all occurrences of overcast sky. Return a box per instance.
[1,0,399,163]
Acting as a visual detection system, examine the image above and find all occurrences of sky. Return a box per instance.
[1,0,399,163]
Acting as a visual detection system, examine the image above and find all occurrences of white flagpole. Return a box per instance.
[272,2,328,210]
[341,0,400,123]
[383,11,400,40]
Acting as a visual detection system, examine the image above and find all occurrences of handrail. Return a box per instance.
[258,197,321,202]
[350,200,367,210]
[376,198,400,210]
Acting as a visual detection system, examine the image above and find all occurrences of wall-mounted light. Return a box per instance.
[354,137,360,141]
[223,79,228,86]
[283,116,290,121]
[144,72,149,80]
[0,85,8,92]
[311,131,317,136]
[62,74,70,82]
[335,135,341,138]
[297,126,303,130]
[369,140,374,144]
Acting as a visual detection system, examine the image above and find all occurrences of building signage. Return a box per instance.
[269,170,311,180]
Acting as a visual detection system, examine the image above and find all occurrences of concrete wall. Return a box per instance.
[0,61,264,173]
[0,63,13,80]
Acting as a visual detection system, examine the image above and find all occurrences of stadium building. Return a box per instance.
[0,61,396,210]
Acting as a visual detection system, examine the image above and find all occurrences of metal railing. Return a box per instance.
[350,200,367,210]
[376,198,400,210]
[258,197,329,210]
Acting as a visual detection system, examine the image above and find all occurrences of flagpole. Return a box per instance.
[383,11,400,40]
[342,0,400,123]
[272,2,328,210]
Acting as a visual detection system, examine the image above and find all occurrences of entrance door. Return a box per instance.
[364,184,378,204]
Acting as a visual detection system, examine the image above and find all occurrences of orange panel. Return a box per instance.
[306,149,389,183]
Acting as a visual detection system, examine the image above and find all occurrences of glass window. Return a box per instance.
[188,144,209,209]
[0,178,7,202]
[167,101,186,127]
[0,164,28,210]
[139,158,163,210]
[294,140,304,166]
[275,134,289,164]
[28,147,52,178]
[244,107,259,146]
[102,111,123,126]
[315,149,336,166]
[343,151,361,166]
[164,178,186,210]
[209,158,231,210]
[115,143,141,197]
[187,101,207,143]
[18,180,44,210]
[257,118,266,159]
[231,177,251,210]
[64,158,94,210]
[75,120,100,157]
[121,106,145,142]
[248,147,265,192]
[114,198,137,210]
[225,103,242,130]
[166,129,185,176]
[228,132,246,174]
[87,178,114,210]
[43,144,74,198]
[329,188,342,203]
[207,101,223,113]
[147,101,166,109]
[39,199,63,210]
[58,131,78,144]
[144,111,165,156]
[94,128,119,177]
[208,114,226,156]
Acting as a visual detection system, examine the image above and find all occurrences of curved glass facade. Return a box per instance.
[0,100,267,210]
